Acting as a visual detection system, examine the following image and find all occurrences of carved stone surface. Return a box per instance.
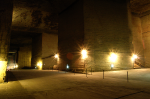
[0,0,13,83]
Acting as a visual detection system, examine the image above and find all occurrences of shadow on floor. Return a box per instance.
[7,70,64,81]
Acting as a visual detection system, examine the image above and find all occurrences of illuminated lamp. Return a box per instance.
[131,54,138,68]
[131,54,138,61]
[66,64,69,69]
[37,62,42,70]
[109,53,117,62]
[81,50,88,59]
[54,54,59,59]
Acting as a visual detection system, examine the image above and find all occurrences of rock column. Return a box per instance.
[0,0,13,83]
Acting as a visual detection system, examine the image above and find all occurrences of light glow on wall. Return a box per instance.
[131,54,138,61]
[37,61,42,70]
[111,64,114,68]
[81,50,88,59]
[54,54,59,59]
[0,61,4,70]
[0,61,7,80]
[14,64,18,68]
[109,53,117,62]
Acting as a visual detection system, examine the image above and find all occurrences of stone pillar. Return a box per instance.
[0,0,13,83]
[141,13,150,67]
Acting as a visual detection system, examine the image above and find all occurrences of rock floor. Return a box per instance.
[1,69,150,99]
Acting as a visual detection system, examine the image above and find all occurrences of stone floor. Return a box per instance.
[1,69,150,99]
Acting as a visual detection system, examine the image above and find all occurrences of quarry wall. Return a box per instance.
[42,33,58,69]
[59,0,135,71]
[58,0,84,70]
[18,46,31,68]
[0,0,13,83]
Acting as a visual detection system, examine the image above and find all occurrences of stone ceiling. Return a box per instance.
[130,0,150,14]
[10,0,77,51]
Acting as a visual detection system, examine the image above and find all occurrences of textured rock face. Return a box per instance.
[31,33,58,69]
[42,33,58,69]
[83,0,133,70]
[130,0,150,13]
[12,0,58,33]
[58,0,84,70]
[32,34,42,69]
[18,46,32,68]
[0,0,13,83]
[11,0,60,69]
[130,0,150,67]
[141,14,150,67]
[59,0,134,70]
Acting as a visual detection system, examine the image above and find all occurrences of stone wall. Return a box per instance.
[0,0,13,83]
[59,0,134,71]
[18,45,31,68]
[58,0,84,70]
[141,13,150,67]
[129,12,145,67]
[12,0,58,33]
[31,34,42,69]
[83,0,133,70]
[42,33,58,69]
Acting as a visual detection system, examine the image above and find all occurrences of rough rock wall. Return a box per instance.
[0,0,13,83]
[12,0,58,33]
[18,46,31,68]
[31,34,42,69]
[130,0,150,68]
[59,0,134,71]
[42,33,58,69]
[58,0,84,70]
[83,0,133,70]
[141,14,150,67]
[130,0,150,14]
[129,12,145,67]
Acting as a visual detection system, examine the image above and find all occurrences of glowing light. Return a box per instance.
[131,54,138,61]
[66,64,69,69]
[14,64,18,68]
[109,53,117,62]
[111,64,114,68]
[133,55,137,59]
[37,61,42,70]
[54,54,59,58]
[81,50,88,59]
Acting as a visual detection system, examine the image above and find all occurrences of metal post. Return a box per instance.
[127,71,128,82]
[103,70,104,79]
[91,68,92,75]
